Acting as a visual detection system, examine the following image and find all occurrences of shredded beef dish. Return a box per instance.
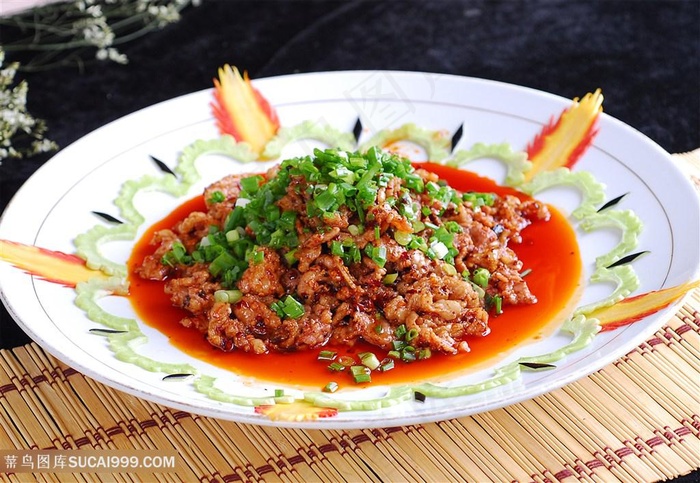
[135,147,549,356]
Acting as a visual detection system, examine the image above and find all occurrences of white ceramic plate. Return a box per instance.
[1,71,698,429]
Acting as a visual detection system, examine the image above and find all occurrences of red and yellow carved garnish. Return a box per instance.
[0,239,105,288]
[211,64,280,156]
[592,279,700,332]
[255,401,338,421]
[525,89,603,180]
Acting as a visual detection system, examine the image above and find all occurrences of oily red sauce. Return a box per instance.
[127,163,581,388]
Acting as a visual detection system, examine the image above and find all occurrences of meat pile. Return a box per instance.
[135,148,549,355]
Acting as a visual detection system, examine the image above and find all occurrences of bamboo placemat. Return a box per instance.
[1,151,699,482]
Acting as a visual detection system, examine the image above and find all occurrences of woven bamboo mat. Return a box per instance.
[1,151,699,482]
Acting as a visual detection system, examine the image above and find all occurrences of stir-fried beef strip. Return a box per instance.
[135,148,549,355]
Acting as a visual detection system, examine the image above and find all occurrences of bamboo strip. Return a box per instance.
[0,356,56,450]
[169,411,244,481]
[333,429,409,481]
[614,352,699,426]
[246,424,317,482]
[631,340,700,392]
[352,427,419,480]
[365,425,454,482]
[474,408,572,481]
[198,418,274,482]
[141,401,235,481]
[116,395,205,482]
[268,427,349,482]
[22,349,122,455]
[633,339,700,382]
[447,417,530,482]
[509,399,604,480]
[590,369,699,468]
[303,429,379,482]
[536,391,635,481]
[400,424,466,482]
[12,348,108,453]
[76,375,182,483]
[421,421,508,482]
[546,389,663,482]
[196,418,283,482]
[564,376,688,480]
[607,352,699,425]
[324,429,384,483]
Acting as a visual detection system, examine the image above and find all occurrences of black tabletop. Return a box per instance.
[0,1,698,479]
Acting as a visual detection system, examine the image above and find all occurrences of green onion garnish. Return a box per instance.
[213,289,243,304]
[323,381,339,393]
[328,362,345,372]
[382,273,398,285]
[379,358,395,372]
[318,350,337,361]
[359,352,380,370]
[350,365,371,384]
[208,191,226,203]
[270,295,305,319]
[472,267,490,288]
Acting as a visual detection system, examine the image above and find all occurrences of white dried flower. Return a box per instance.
[96,48,128,64]
[0,48,57,164]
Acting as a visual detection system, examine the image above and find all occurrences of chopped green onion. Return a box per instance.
[472,267,490,288]
[328,362,345,372]
[270,295,305,319]
[318,350,337,361]
[252,248,265,264]
[350,365,371,384]
[213,289,243,304]
[382,273,398,285]
[379,358,395,372]
[395,324,407,339]
[274,389,285,397]
[401,348,417,363]
[441,263,457,276]
[487,294,503,315]
[387,350,401,359]
[392,340,406,351]
[394,230,412,246]
[406,328,419,342]
[225,229,240,243]
[208,191,226,203]
[323,381,339,393]
[418,348,432,360]
[240,175,263,194]
[359,352,380,370]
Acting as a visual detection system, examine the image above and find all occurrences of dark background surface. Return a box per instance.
[1,1,699,479]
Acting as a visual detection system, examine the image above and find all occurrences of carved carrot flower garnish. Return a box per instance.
[211,65,280,156]
[0,239,105,288]
[255,401,338,422]
[525,89,603,180]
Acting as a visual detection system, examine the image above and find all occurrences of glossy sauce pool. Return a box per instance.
[127,163,582,389]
